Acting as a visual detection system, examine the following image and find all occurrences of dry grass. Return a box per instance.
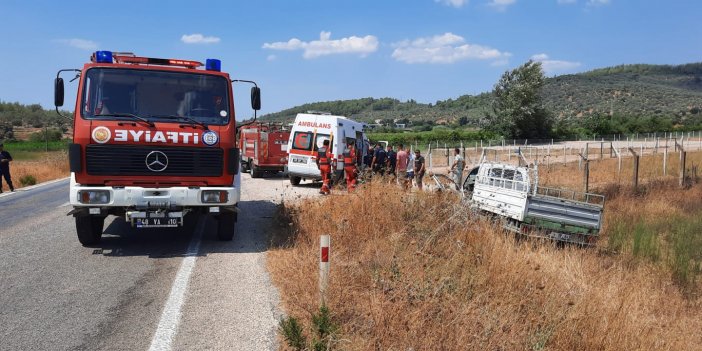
[268,180,702,350]
[10,151,69,188]
[539,150,702,190]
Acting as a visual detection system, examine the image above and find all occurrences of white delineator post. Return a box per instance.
[320,235,330,305]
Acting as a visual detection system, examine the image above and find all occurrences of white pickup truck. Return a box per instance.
[460,162,605,246]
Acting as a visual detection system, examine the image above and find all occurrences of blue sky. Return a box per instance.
[0,0,700,120]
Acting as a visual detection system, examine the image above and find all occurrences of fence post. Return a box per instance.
[600,142,603,160]
[445,143,449,166]
[664,142,668,176]
[680,151,687,187]
[320,234,330,306]
[584,160,589,193]
[629,148,639,189]
[563,145,566,165]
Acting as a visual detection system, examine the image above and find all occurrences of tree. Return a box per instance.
[485,60,553,139]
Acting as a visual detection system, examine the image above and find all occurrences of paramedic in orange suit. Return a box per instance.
[342,141,358,192]
[316,139,333,195]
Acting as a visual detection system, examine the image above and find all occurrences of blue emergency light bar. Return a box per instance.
[206,59,221,72]
[94,51,113,63]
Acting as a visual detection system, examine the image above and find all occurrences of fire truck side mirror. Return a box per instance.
[251,87,261,111]
[54,78,65,107]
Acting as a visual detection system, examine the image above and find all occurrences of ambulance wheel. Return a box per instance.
[217,212,236,241]
[290,176,301,186]
[250,164,263,178]
[75,215,104,246]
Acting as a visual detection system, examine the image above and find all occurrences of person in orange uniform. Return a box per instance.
[316,139,333,195]
[342,140,358,192]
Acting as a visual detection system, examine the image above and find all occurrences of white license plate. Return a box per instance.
[291,155,307,164]
[549,232,571,241]
[135,217,181,228]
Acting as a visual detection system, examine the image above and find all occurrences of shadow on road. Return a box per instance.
[92,200,281,258]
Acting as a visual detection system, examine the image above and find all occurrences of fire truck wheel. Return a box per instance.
[75,215,104,246]
[241,160,250,172]
[290,176,301,186]
[250,165,263,178]
[217,212,236,241]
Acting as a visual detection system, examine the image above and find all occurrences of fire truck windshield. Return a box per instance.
[81,68,231,125]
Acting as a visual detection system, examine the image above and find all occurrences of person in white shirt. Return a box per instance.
[406,149,416,188]
[449,148,465,190]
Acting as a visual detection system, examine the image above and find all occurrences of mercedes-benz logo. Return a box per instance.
[145,151,169,172]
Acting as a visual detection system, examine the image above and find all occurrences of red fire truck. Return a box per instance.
[238,123,290,178]
[54,51,260,245]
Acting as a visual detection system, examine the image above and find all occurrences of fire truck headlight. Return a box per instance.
[79,190,110,204]
[202,190,228,203]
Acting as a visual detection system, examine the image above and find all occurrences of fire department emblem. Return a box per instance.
[92,126,111,144]
[202,130,219,146]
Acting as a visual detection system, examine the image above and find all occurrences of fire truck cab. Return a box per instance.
[238,123,290,178]
[54,51,260,246]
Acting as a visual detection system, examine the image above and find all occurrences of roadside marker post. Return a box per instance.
[320,235,330,306]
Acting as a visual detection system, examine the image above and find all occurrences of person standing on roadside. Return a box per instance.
[414,149,426,190]
[396,144,409,189]
[449,148,465,190]
[370,143,386,176]
[0,142,14,193]
[316,139,333,195]
[406,148,416,188]
[385,145,397,180]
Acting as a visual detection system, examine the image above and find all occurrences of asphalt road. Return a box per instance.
[0,173,317,351]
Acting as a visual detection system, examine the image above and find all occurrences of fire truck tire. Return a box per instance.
[217,212,236,241]
[290,176,301,186]
[250,165,263,178]
[241,160,250,172]
[75,215,104,246]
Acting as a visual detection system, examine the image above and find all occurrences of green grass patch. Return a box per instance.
[608,214,702,291]
[2,139,70,152]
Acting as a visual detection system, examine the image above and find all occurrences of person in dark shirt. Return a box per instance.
[385,145,397,178]
[0,143,14,192]
[370,143,387,175]
[414,149,426,190]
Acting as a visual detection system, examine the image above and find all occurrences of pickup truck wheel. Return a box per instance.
[76,216,104,246]
[217,212,237,241]
[290,176,301,186]
[250,164,263,178]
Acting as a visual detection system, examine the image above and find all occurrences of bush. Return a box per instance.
[19,174,37,186]
[29,129,63,143]
[279,305,338,351]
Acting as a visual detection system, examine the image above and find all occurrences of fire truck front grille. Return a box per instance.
[85,145,223,177]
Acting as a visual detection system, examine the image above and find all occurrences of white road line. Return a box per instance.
[148,218,206,351]
[57,202,70,208]
[0,177,69,198]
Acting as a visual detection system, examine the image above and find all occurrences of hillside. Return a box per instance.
[261,62,702,128]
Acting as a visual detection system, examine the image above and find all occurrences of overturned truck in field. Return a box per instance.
[457,159,605,246]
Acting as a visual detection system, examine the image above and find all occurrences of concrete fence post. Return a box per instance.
[320,235,330,305]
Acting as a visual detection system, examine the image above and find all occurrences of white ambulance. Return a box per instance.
[286,112,369,186]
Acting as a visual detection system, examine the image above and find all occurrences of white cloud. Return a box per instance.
[262,31,379,59]
[181,34,221,44]
[557,0,577,4]
[391,32,511,64]
[587,0,610,5]
[435,0,468,8]
[531,53,581,73]
[266,54,277,61]
[55,38,98,51]
[487,0,516,11]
